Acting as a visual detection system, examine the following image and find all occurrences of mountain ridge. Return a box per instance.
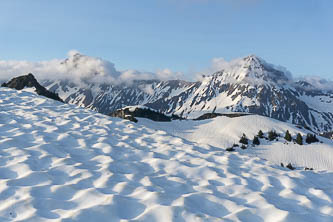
[5,54,331,134]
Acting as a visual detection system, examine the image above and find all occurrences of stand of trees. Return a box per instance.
[306,133,319,144]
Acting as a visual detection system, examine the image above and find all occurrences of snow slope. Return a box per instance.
[140,116,333,171]
[0,88,333,221]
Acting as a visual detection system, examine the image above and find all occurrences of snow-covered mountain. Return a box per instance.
[1,87,333,221]
[42,54,333,133]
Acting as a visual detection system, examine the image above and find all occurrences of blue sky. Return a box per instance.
[0,0,332,79]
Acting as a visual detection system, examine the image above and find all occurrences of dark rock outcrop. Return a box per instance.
[2,73,63,102]
[110,106,172,122]
[110,109,139,123]
[195,112,251,121]
[286,163,295,170]
[321,131,333,140]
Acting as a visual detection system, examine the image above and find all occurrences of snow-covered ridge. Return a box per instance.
[0,87,333,221]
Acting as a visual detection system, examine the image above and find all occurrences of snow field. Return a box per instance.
[0,88,332,221]
[140,115,333,171]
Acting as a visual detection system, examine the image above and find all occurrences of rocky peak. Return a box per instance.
[1,73,63,102]
[211,55,290,85]
[242,54,264,67]
[1,73,39,90]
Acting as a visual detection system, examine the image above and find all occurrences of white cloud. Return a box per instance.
[298,76,333,91]
[156,68,183,80]
[210,57,243,73]
[119,69,155,84]
[194,57,244,81]
[139,84,155,95]
[1,51,330,92]
[0,50,183,86]
[0,51,119,85]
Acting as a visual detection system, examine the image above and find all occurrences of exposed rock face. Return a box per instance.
[110,109,138,123]
[2,74,63,102]
[109,106,172,122]
[286,163,295,170]
[321,131,333,140]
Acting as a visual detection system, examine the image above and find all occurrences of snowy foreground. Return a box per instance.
[0,88,333,222]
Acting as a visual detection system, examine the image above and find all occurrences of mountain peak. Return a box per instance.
[241,55,266,72]
[212,55,290,85]
[243,54,263,63]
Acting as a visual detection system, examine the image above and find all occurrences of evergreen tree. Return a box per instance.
[239,133,249,145]
[268,130,278,141]
[258,130,264,138]
[296,133,303,145]
[284,130,292,142]
[253,136,260,145]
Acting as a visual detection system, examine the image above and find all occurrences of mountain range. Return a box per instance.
[37,53,332,134]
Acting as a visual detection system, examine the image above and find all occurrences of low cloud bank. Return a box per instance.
[0,51,331,92]
[296,76,333,91]
[0,50,183,86]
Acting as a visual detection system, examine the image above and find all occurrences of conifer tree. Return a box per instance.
[253,136,260,145]
[284,130,292,142]
[268,130,278,141]
[296,133,303,145]
[239,133,249,145]
[258,130,264,138]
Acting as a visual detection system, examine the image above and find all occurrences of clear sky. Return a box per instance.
[0,0,332,79]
